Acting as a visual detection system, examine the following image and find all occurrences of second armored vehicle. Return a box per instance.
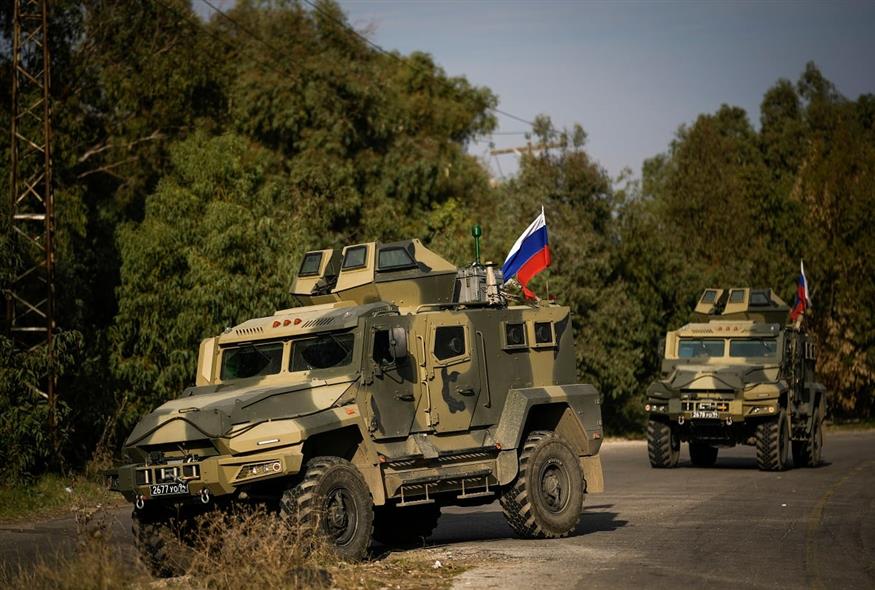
[645,288,825,471]
[110,238,604,573]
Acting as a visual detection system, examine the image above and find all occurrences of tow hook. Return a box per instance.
[678,415,685,425]
[200,488,211,504]
[726,417,733,426]
[135,495,145,510]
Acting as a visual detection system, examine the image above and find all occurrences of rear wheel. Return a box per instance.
[280,457,374,562]
[372,503,441,546]
[793,408,823,467]
[756,410,791,471]
[647,419,679,468]
[688,441,719,467]
[500,431,583,539]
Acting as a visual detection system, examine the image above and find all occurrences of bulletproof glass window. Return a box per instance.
[372,330,392,364]
[700,290,718,304]
[221,342,284,380]
[342,246,368,270]
[534,321,554,344]
[749,291,771,306]
[729,339,777,358]
[434,326,466,361]
[290,333,355,371]
[505,323,527,347]
[678,339,725,358]
[729,289,745,304]
[377,247,416,271]
[298,252,323,277]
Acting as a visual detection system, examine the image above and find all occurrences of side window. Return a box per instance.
[532,321,555,347]
[503,322,527,349]
[342,246,368,270]
[372,330,392,364]
[298,252,323,276]
[434,326,466,361]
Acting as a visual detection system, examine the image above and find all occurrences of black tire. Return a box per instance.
[756,410,791,471]
[647,419,679,468]
[131,508,191,578]
[280,457,374,562]
[793,408,823,468]
[372,503,441,547]
[689,441,719,467]
[500,431,583,539]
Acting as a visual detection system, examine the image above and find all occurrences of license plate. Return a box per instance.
[692,410,720,419]
[150,482,189,497]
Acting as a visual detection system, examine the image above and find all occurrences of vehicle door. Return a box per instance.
[363,315,419,439]
[425,315,481,433]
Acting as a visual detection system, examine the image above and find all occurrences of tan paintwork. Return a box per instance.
[113,238,604,522]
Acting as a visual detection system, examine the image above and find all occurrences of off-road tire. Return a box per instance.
[756,410,791,471]
[132,508,191,578]
[372,503,441,547]
[688,441,719,467]
[280,456,374,562]
[793,408,823,468]
[647,419,680,468]
[500,430,583,539]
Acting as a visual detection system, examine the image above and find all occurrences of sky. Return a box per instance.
[333,0,875,180]
[194,1,875,181]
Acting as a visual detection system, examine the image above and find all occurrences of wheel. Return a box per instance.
[499,430,583,539]
[647,419,679,468]
[689,441,719,467]
[372,503,441,546]
[756,409,791,471]
[793,408,823,467]
[132,507,192,578]
[280,457,374,561]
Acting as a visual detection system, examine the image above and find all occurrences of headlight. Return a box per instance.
[236,460,282,481]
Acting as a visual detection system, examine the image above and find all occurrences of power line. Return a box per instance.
[299,0,542,130]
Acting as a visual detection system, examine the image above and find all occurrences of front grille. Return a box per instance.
[682,400,730,412]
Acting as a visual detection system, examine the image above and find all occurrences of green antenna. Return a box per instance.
[472,224,482,265]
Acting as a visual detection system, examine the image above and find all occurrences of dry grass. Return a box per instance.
[0,474,126,524]
[1,504,468,590]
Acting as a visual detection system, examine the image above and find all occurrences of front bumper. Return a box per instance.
[646,398,779,425]
[113,445,304,504]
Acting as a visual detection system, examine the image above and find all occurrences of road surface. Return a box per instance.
[1,431,873,589]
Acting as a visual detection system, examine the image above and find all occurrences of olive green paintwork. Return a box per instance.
[112,240,604,513]
[646,288,826,446]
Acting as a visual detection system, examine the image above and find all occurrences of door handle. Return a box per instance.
[456,387,476,396]
[394,393,415,402]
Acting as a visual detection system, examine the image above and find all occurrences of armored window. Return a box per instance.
[434,326,466,361]
[503,322,527,349]
[342,246,368,270]
[728,289,745,304]
[678,339,725,358]
[729,339,777,358]
[372,330,392,364]
[220,342,284,381]
[749,291,770,306]
[298,252,323,277]
[290,333,355,371]
[377,247,416,271]
[533,321,554,346]
[700,290,718,304]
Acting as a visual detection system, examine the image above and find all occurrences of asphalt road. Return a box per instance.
[1,431,873,589]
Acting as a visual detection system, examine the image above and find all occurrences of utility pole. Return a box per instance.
[7,0,58,445]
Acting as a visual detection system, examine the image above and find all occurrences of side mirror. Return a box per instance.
[389,327,408,362]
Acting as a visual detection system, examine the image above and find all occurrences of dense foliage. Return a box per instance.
[1,1,872,482]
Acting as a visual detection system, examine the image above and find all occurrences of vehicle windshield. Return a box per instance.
[678,339,725,358]
[220,342,283,380]
[290,333,355,372]
[729,338,778,358]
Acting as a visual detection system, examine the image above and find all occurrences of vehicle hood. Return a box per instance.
[124,376,356,447]
[660,363,780,394]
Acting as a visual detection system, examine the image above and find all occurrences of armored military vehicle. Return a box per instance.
[110,237,604,574]
[645,288,825,471]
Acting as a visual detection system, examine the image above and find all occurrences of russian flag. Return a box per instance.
[501,208,551,300]
[790,260,812,322]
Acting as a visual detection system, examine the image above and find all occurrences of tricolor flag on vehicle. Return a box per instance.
[790,260,812,322]
[501,208,551,300]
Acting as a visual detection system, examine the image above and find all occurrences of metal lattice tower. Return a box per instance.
[6,0,57,419]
